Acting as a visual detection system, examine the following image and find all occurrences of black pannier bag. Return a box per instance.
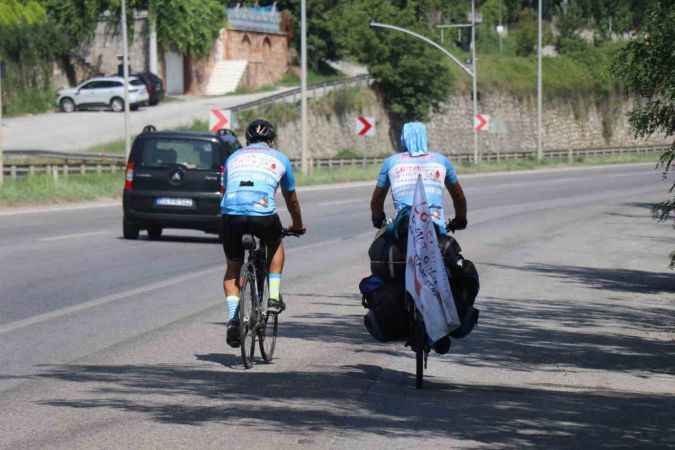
[359,276,409,342]
[368,230,406,281]
[442,234,480,339]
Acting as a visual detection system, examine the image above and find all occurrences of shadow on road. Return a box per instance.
[16,268,675,448]
[450,296,675,376]
[30,362,675,448]
[486,263,675,295]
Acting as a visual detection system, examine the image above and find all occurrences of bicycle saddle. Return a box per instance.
[241,234,256,250]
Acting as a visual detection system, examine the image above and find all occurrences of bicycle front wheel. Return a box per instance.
[239,270,257,369]
[258,281,278,362]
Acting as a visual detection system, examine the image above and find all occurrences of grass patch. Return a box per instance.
[446,42,622,99]
[295,152,658,186]
[231,68,346,95]
[278,68,347,87]
[87,139,127,155]
[4,87,54,117]
[0,173,123,207]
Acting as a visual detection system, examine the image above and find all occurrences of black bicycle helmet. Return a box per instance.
[245,119,276,145]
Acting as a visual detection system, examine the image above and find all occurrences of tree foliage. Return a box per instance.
[331,0,453,143]
[612,2,675,268]
[0,1,58,111]
[135,0,225,57]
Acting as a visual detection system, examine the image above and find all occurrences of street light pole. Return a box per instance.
[471,0,479,164]
[370,21,478,163]
[537,0,543,161]
[121,0,131,161]
[300,0,309,176]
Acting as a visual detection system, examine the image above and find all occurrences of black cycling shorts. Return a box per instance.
[221,214,283,263]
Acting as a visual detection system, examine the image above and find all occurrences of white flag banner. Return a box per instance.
[405,176,461,342]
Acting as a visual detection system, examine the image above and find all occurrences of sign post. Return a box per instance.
[355,116,376,137]
[121,0,131,161]
[209,109,231,132]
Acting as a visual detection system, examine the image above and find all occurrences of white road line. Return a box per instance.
[0,267,222,335]
[317,199,362,207]
[40,231,109,242]
[0,237,363,335]
[0,201,120,217]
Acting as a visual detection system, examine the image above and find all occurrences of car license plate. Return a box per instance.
[155,197,194,207]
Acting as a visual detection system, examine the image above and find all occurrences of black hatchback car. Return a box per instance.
[123,126,242,239]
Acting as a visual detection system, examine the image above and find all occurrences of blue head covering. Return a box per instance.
[400,122,429,157]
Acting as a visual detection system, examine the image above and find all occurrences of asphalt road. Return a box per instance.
[1,164,674,449]
[3,89,290,152]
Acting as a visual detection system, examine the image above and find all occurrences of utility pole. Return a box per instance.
[537,0,543,161]
[300,0,309,176]
[471,0,479,164]
[148,8,158,74]
[121,0,131,161]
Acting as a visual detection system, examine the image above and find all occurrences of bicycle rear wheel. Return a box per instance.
[415,316,425,389]
[239,270,257,369]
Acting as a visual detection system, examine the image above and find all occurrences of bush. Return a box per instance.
[3,86,54,116]
[334,148,361,159]
[557,36,589,55]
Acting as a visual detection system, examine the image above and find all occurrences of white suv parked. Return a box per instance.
[56,76,149,113]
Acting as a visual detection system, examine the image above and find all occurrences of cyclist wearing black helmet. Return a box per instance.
[220,119,305,348]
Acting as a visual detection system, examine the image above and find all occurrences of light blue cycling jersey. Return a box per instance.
[376,152,458,228]
[220,142,296,216]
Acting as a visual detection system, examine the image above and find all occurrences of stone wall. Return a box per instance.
[53,17,149,88]
[268,87,670,160]
[223,29,288,88]
[187,28,289,95]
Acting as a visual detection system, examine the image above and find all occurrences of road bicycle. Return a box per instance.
[404,220,464,389]
[405,293,430,389]
[238,229,301,369]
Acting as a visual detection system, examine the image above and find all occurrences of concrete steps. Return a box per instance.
[204,60,248,96]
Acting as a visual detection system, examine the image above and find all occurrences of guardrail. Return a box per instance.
[1,144,667,181]
[230,74,372,113]
[288,144,668,170]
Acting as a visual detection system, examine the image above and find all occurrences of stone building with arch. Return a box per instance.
[181,4,290,96]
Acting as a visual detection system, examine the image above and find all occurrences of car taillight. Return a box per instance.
[125,162,134,191]
[218,165,225,194]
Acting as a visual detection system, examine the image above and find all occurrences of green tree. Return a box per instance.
[138,0,225,58]
[0,1,59,113]
[613,3,675,268]
[331,0,454,144]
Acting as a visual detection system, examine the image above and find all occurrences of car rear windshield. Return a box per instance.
[135,138,219,170]
[130,79,145,86]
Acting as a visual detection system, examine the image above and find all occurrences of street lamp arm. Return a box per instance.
[369,21,474,77]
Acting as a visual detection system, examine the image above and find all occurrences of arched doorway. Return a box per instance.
[263,37,272,59]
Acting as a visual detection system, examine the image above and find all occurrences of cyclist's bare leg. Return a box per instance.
[269,242,284,274]
[224,260,242,297]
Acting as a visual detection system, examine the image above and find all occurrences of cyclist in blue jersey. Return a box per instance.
[221,119,305,348]
[370,121,467,233]
[370,121,467,355]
